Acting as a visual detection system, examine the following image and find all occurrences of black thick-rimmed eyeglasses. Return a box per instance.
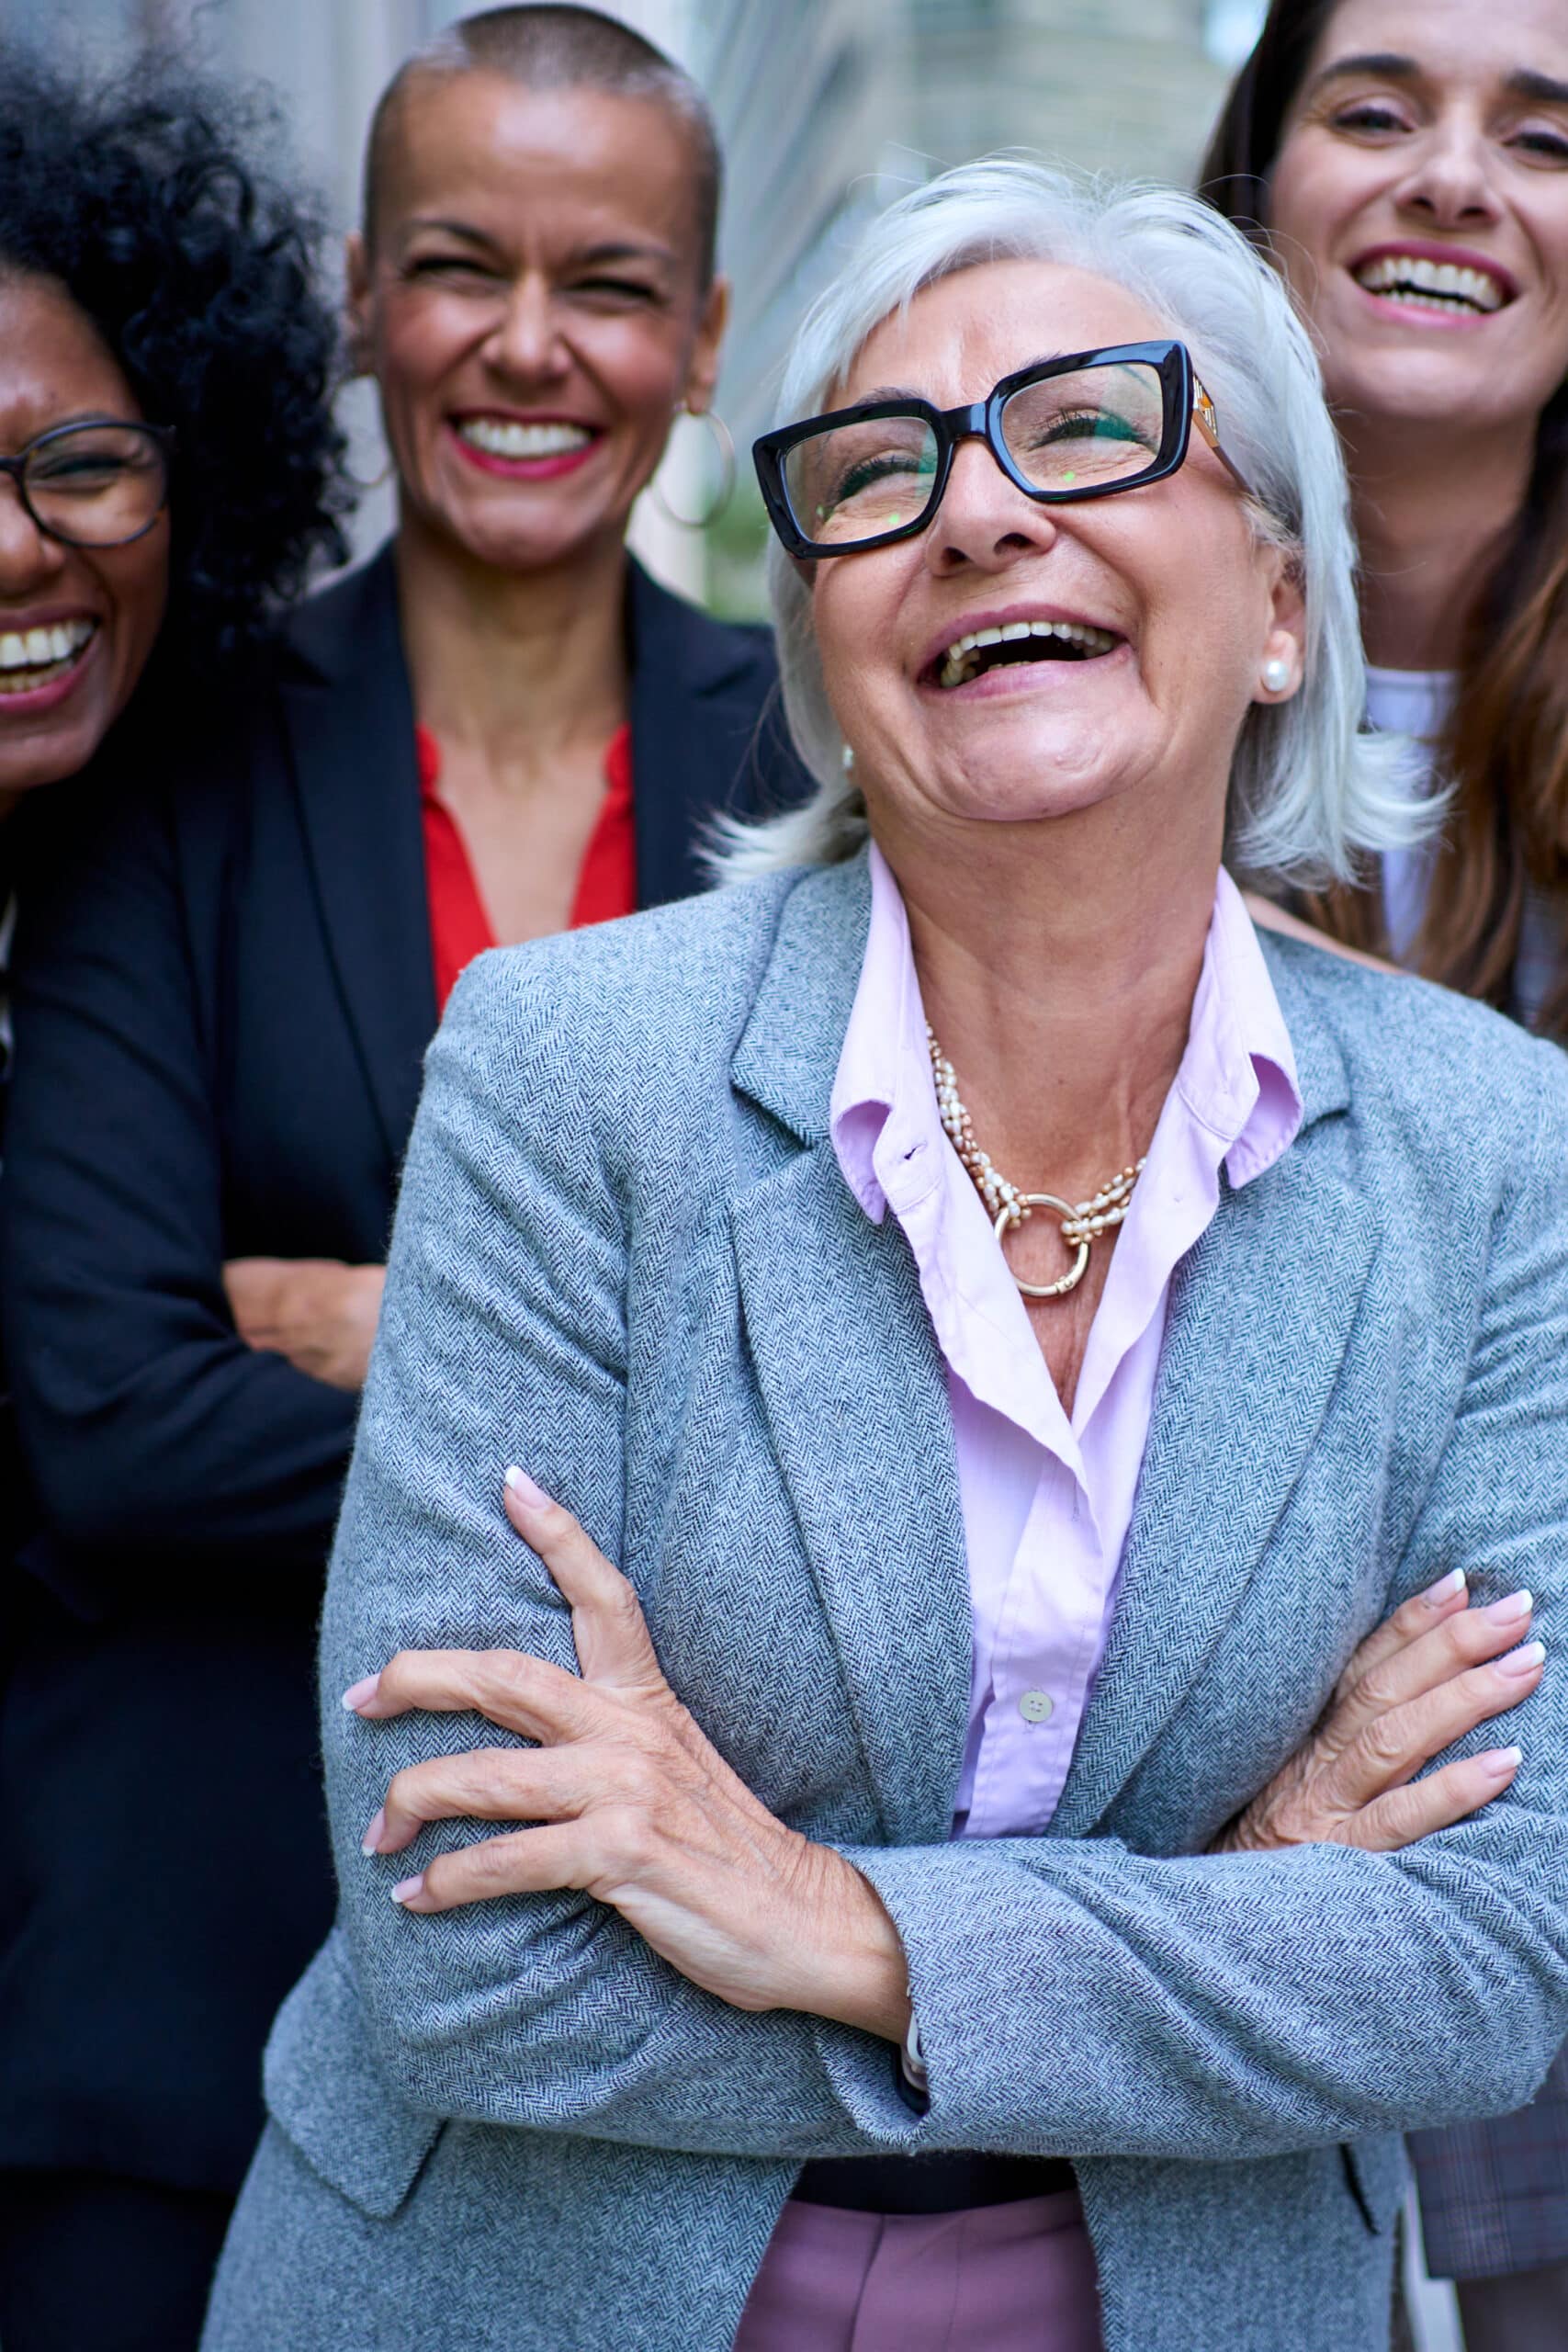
[0,418,175,549]
[753,340,1254,560]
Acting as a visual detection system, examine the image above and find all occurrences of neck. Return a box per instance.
[394,509,630,778]
[886,793,1221,1199]
[1343,414,1529,672]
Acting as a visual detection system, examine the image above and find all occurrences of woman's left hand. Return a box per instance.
[224,1256,386,1391]
[347,1473,911,2043]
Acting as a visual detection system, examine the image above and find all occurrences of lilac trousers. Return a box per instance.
[732,2189,1104,2352]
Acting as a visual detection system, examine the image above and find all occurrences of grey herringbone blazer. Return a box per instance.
[206,854,1568,2352]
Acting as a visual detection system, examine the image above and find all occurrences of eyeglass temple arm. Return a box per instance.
[1191,382,1256,498]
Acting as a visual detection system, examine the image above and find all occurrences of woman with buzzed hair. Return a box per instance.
[0,10,807,2347]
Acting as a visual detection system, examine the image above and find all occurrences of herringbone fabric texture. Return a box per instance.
[204,854,1568,2352]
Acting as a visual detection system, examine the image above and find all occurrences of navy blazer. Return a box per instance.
[0,546,808,2191]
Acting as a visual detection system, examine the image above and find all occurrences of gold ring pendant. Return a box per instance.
[994,1193,1090,1299]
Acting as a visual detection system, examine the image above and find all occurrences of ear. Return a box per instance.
[1254,542,1308,703]
[344,231,374,377]
[682,275,730,415]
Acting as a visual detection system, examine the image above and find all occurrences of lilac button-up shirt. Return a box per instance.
[830,842,1303,1838]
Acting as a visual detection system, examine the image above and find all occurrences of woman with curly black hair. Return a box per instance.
[0,53,349,2352]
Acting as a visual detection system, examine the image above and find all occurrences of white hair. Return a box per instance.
[716,157,1430,890]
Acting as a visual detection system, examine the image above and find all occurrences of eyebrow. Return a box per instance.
[1304,51,1419,98]
[842,356,1079,410]
[1509,68,1568,106]
[1305,52,1568,108]
[400,220,678,269]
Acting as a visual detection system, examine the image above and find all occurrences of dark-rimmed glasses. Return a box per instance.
[754,340,1253,560]
[0,418,175,549]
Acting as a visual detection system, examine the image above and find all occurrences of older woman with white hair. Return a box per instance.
[204,162,1568,2352]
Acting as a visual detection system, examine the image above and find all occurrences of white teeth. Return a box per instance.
[937,616,1117,688]
[457,417,593,458]
[0,616,96,682]
[1354,254,1506,313]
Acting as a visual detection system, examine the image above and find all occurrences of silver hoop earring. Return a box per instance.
[649,407,737,531]
[1261,656,1292,695]
[345,448,396,495]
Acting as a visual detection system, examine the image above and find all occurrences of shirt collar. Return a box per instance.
[829,844,1303,1218]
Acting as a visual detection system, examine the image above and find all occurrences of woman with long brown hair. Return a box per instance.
[1203,4,1568,2342]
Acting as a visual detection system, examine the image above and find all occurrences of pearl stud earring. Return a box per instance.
[1261,656,1292,695]
[841,744,855,772]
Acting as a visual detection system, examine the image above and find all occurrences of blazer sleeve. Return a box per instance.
[821,1046,1568,2163]
[1,776,357,1602]
[322,952,909,2161]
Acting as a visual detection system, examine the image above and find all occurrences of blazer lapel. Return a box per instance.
[1054,953,1375,1838]
[277,544,437,1166]
[728,860,974,1844]
[627,560,776,910]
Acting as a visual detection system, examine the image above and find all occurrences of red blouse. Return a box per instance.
[416,721,637,1012]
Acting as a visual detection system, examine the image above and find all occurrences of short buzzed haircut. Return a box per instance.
[363,5,722,286]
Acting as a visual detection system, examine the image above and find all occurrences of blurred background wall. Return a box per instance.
[0,0,1266,606]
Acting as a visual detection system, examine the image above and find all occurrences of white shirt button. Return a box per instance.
[1019,1690,1055,1724]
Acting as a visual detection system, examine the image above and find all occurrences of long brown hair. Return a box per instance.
[1201,0,1568,1035]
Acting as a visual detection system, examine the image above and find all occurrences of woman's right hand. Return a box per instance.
[1212,1573,1544,1855]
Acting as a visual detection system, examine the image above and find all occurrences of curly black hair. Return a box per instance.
[0,54,354,666]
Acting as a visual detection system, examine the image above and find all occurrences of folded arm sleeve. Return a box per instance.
[322,953,906,2161]
[0,784,356,1593]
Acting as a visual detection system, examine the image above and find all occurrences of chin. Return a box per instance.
[1325,346,1514,428]
[936,766,1117,829]
[441,503,616,576]
[0,738,97,796]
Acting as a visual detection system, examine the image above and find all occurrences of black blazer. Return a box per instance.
[0,547,809,2191]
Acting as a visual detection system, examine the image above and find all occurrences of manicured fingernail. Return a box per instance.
[505,1464,551,1510]
[1421,1568,1467,1605]
[1495,1640,1546,1677]
[390,1875,425,1905]
[360,1808,386,1856]
[1480,1747,1524,1779]
[342,1674,381,1712]
[1484,1589,1533,1625]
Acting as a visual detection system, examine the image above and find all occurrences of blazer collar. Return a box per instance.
[1254,928,1352,1136]
[729,852,872,1143]
[276,543,435,1166]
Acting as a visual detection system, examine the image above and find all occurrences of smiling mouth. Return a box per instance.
[935,618,1120,690]
[0,616,98,696]
[456,417,597,459]
[1353,254,1510,317]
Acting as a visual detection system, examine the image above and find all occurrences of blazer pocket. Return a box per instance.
[1339,2133,1407,2235]
[262,1929,443,2220]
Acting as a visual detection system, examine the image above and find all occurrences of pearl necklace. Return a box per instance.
[926,1024,1145,1300]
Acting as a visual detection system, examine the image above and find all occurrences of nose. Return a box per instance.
[0,473,65,598]
[923,435,1059,577]
[488,276,570,385]
[1391,111,1502,232]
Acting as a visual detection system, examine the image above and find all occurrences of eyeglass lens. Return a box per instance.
[784,360,1168,547]
[21,424,167,547]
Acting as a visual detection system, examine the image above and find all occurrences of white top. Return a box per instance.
[1366,664,1557,1026]
[1365,665,1456,967]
